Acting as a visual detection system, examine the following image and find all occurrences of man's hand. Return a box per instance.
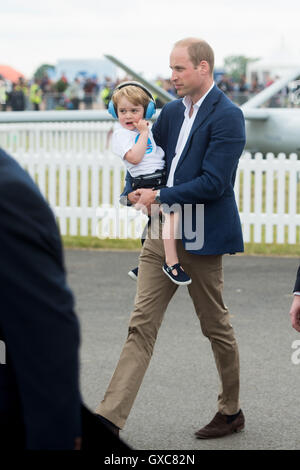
[135,188,157,214]
[127,190,140,205]
[289,295,300,333]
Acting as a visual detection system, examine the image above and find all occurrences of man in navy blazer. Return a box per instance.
[96,38,246,439]
[0,148,130,451]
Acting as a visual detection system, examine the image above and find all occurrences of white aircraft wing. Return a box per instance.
[105,54,175,104]
[242,109,269,120]
[241,68,300,110]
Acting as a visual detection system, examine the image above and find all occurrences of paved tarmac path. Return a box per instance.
[65,249,300,450]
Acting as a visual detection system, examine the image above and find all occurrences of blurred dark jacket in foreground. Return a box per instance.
[0,148,130,452]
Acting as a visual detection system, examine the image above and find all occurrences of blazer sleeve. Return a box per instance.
[160,106,246,205]
[294,265,300,292]
[0,177,81,449]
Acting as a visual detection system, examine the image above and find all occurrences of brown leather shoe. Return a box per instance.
[195,410,245,439]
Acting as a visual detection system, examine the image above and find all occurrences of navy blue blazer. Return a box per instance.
[0,149,132,451]
[122,85,246,255]
[0,148,81,449]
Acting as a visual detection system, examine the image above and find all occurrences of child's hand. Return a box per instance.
[134,119,149,134]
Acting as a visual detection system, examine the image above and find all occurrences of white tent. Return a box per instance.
[247,40,300,85]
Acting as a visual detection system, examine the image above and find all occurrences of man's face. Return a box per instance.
[169,46,202,100]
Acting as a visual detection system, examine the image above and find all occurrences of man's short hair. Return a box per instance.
[174,38,214,74]
[112,85,150,109]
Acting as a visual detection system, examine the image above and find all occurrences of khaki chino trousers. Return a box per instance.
[96,226,240,429]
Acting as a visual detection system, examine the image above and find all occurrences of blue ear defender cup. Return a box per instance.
[144,100,155,119]
[108,99,118,119]
[108,81,156,119]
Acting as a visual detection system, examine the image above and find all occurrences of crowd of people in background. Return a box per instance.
[0,71,299,112]
[0,73,179,112]
[215,73,290,106]
[0,74,104,111]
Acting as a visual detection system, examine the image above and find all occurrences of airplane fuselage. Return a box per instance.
[244,108,300,155]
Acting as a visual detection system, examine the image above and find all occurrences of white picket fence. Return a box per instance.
[0,121,300,244]
[236,152,300,244]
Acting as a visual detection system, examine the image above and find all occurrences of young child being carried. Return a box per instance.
[108,82,191,286]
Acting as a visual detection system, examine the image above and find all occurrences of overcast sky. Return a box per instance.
[2,0,300,79]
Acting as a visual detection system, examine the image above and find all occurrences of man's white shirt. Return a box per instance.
[166,82,215,188]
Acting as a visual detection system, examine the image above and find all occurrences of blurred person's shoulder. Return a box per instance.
[0,148,55,225]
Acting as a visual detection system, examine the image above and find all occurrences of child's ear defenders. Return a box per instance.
[108,81,156,119]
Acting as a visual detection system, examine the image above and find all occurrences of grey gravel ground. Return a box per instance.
[64,249,300,450]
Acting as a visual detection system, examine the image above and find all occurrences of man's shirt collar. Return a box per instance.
[182,82,215,115]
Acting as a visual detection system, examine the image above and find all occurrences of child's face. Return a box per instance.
[117,96,144,131]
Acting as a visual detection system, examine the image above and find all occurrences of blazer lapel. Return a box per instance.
[175,85,221,172]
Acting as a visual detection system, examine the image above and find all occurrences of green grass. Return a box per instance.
[243,242,300,257]
[62,235,141,250]
[62,235,300,257]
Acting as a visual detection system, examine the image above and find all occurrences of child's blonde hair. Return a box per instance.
[112,85,150,111]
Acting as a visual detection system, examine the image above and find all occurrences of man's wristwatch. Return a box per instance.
[154,189,161,204]
[119,195,132,206]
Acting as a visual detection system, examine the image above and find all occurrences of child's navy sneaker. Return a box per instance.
[162,263,192,286]
[128,267,138,281]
